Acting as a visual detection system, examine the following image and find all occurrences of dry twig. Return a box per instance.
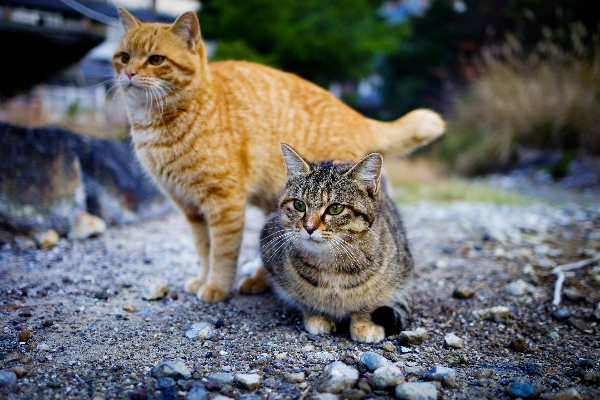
[550,254,600,307]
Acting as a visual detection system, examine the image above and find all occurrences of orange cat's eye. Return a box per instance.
[121,53,130,64]
[148,55,165,66]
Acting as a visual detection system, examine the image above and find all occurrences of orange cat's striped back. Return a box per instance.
[113,7,445,302]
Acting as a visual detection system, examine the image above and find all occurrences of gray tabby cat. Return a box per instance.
[240,144,413,343]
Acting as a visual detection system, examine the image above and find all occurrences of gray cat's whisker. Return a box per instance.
[260,228,291,242]
[261,233,294,253]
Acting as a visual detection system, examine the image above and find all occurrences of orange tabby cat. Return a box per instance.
[113,7,445,302]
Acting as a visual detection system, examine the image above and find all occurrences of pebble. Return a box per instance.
[0,370,17,387]
[339,389,365,400]
[551,308,571,321]
[316,361,359,393]
[397,327,427,346]
[69,211,107,239]
[185,385,208,400]
[474,306,510,322]
[18,329,31,342]
[548,331,560,341]
[284,371,305,383]
[551,388,582,400]
[36,229,59,249]
[505,279,536,296]
[584,371,600,385]
[310,394,339,400]
[510,337,528,352]
[234,373,261,390]
[360,352,391,371]
[155,377,175,389]
[185,322,215,341]
[452,285,475,299]
[142,278,169,300]
[151,360,192,380]
[568,318,588,332]
[507,379,542,399]
[395,382,438,400]
[12,366,27,378]
[593,302,600,320]
[474,369,493,380]
[371,365,405,389]
[207,372,234,384]
[123,304,138,313]
[444,332,464,349]
[423,366,457,388]
[403,365,426,378]
[563,289,586,302]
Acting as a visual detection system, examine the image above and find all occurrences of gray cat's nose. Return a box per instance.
[304,224,316,235]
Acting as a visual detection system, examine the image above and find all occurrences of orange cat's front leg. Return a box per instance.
[195,203,246,302]
[184,214,211,294]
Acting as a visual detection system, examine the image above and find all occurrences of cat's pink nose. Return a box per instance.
[125,69,137,79]
[304,224,316,235]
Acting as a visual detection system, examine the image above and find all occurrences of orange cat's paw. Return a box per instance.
[350,322,385,343]
[184,277,204,294]
[413,109,446,141]
[197,284,228,302]
[304,315,337,335]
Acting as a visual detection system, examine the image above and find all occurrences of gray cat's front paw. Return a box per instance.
[350,322,385,343]
[304,315,337,335]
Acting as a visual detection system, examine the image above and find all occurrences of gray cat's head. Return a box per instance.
[278,143,382,253]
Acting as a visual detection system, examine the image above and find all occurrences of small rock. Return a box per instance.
[309,394,339,400]
[12,366,27,378]
[205,379,223,391]
[284,371,305,383]
[360,352,391,371]
[185,385,208,400]
[444,333,464,349]
[474,369,493,380]
[423,366,457,388]
[151,360,191,380]
[142,278,169,300]
[550,388,582,400]
[382,341,396,352]
[395,382,437,400]
[155,377,175,389]
[18,329,31,342]
[207,372,234,384]
[507,379,542,399]
[505,279,536,296]
[551,309,571,321]
[474,306,510,322]
[0,370,17,387]
[403,365,427,378]
[568,318,588,332]
[316,361,359,394]
[510,337,528,352]
[371,365,405,389]
[235,373,261,390]
[452,285,475,299]
[123,304,138,313]
[185,322,215,341]
[69,211,107,240]
[357,378,371,394]
[126,388,149,400]
[548,331,560,341]
[339,389,366,400]
[397,328,427,346]
[563,289,586,302]
[36,229,59,249]
[584,371,600,385]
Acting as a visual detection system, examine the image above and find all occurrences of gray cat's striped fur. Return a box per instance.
[255,144,413,343]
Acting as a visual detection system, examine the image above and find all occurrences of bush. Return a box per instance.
[439,24,600,175]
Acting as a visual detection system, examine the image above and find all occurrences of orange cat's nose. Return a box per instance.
[125,68,137,79]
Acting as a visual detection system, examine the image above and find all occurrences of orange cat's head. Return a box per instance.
[113,7,208,108]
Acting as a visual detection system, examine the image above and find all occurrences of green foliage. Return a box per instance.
[199,0,401,86]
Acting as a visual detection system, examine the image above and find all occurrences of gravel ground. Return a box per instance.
[1,198,600,400]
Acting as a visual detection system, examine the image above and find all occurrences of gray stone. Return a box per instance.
[452,285,475,299]
[360,352,391,371]
[505,279,536,296]
[284,371,305,383]
[185,385,208,400]
[309,394,339,400]
[474,369,493,380]
[402,365,427,378]
[316,361,359,394]
[395,382,438,400]
[423,366,457,388]
[0,370,17,387]
[155,377,175,389]
[550,388,582,400]
[235,373,261,390]
[208,372,234,384]
[372,365,405,389]
[552,308,571,321]
[142,278,169,300]
[444,333,464,349]
[151,360,192,380]
[185,322,215,341]
[69,211,106,239]
[397,328,427,346]
[507,379,542,399]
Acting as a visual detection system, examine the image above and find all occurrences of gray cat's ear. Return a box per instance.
[117,6,141,32]
[170,11,201,51]
[281,143,311,178]
[344,153,383,192]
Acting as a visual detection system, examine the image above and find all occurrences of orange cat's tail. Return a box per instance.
[368,109,446,155]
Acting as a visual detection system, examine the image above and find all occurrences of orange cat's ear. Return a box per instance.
[281,143,311,178]
[170,11,201,51]
[117,6,141,32]
[344,153,382,192]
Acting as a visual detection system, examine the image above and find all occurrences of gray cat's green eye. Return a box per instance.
[328,204,344,215]
[293,200,306,212]
[121,53,130,63]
